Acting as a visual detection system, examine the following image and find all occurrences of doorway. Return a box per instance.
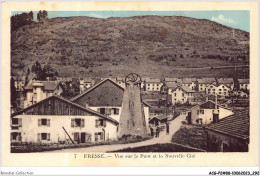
[81,133,86,143]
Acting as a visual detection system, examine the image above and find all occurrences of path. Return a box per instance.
[44,114,187,153]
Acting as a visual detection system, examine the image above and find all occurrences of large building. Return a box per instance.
[171,85,195,105]
[24,80,64,108]
[217,78,234,90]
[238,79,249,90]
[204,109,249,152]
[11,95,118,144]
[206,84,231,97]
[142,78,163,92]
[179,78,197,90]
[197,78,216,91]
[187,99,233,124]
[71,78,150,130]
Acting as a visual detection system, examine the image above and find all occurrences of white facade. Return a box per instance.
[171,87,194,105]
[206,84,230,97]
[11,114,118,143]
[24,84,63,108]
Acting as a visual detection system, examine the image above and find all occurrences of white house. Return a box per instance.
[217,78,234,90]
[197,78,216,91]
[71,78,151,132]
[142,78,163,91]
[80,78,94,93]
[206,84,231,97]
[187,99,234,124]
[179,78,197,90]
[24,80,64,108]
[238,79,249,90]
[171,85,195,105]
[11,95,118,144]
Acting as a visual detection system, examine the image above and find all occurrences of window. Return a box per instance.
[95,132,104,142]
[213,89,215,91]
[38,133,50,141]
[210,86,213,88]
[100,108,106,115]
[38,119,50,127]
[111,108,119,115]
[208,89,211,92]
[71,118,85,128]
[224,89,227,91]
[12,118,18,125]
[174,93,176,97]
[182,93,184,97]
[198,110,204,114]
[222,86,224,88]
[95,119,106,128]
[219,89,222,91]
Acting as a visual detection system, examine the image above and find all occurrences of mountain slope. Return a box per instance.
[11,15,249,78]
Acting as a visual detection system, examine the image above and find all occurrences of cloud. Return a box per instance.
[211,15,237,24]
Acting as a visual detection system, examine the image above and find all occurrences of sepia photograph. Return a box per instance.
[1,1,259,170]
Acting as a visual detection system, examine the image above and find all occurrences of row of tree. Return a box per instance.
[11,10,48,31]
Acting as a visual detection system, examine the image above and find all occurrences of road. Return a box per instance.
[45,114,187,153]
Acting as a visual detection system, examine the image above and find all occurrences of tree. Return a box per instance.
[37,10,42,21]
[25,68,30,86]
[42,10,48,20]
[11,77,17,107]
[29,11,34,22]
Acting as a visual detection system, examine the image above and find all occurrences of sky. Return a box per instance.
[12,10,250,32]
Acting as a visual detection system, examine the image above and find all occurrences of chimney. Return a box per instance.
[213,93,219,123]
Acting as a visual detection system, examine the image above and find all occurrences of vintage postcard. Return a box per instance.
[1,1,259,168]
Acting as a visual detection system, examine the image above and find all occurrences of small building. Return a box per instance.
[179,78,197,90]
[197,78,216,91]
[217,78,234,90]
[11,95,118,144]
[187,99,233,124]
[206,84,230,97]
[171,85,195,105]
[149,115,168,127]
[142,78,163,92]
[80,78,94,93]
[115,77,125,88]
[13,76,26,92]
[160,82,179,95]
[24,80,64,108]
[238,79,249,90]
[204,109,249,152]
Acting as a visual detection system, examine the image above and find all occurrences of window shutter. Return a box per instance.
[38,119,41,127]
[100,132,104,140]
[97,108,100,113]
[18,118,22,127]
[47,119,50,127]
[37,133,41,141]
[116,108,119,115]
[95,119,98,128]
[95,133,98,142]
[197,110,199,115]
[47,133,50,141]
[104,120,106,127]
[107,108,111,115]
[71,119,75,128]
[81,119,85,128]
[10,133,12,141]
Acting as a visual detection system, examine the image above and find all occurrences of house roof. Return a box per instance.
[172,85,195,93]
[238,79,249,84]
[191,100,232,111]
[149,114,168,121]
[217,78,234,84]
[24,80,62,91]
[70,78,125,102]
[165,82,179,88]
[11,95,118,124]
[180,78,196,84]
[143,78,161,83]
[164,78,178,82]
[204,109,249,140]
[197,78,216,84]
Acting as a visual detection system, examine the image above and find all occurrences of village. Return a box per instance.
[10,72,249,153]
